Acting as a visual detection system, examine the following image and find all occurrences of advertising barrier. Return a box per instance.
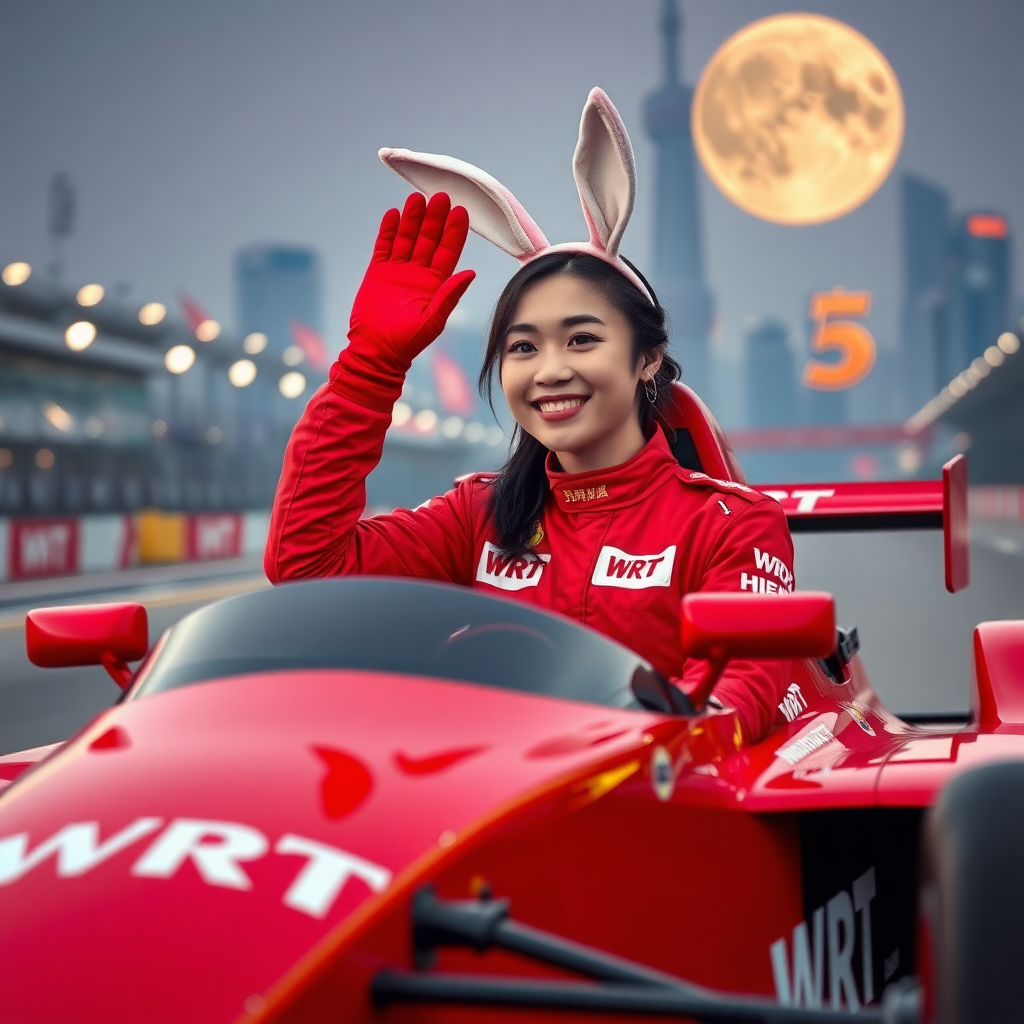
[8,518,80,580]
[2,490,1020,583]
[0,511,270,583]
[970,486,1024,523]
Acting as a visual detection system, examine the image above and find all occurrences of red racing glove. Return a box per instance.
[333,191,475,411]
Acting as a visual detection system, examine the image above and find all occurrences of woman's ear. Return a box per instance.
[573,88,637,258]
[379,148,549,261]
[640,351,664,381]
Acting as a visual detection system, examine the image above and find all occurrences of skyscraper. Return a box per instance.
[900,174,950,408]
[947,211,1012,371]
[643,0,714,397]
[743,319,797,427]
[235,245,325,486]
[900,177,1013,407]
[235,246,324,360]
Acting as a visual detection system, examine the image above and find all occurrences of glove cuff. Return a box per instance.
[330,346,407,412]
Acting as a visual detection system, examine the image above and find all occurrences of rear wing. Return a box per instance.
[755,455,969,593]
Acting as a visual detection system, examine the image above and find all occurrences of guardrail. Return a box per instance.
[0,511,270,582]
[970,486,1024,524]
[1,486,1017,583]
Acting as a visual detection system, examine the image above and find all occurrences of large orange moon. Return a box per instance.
[692,13,904,225]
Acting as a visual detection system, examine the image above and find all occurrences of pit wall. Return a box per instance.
[0,488,1013,583]
[970,486,1024,524]
[0,511,270,583]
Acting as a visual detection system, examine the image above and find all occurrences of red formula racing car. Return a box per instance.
[2,425,1024,1024]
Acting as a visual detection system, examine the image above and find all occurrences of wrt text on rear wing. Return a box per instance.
[754,454,968,594]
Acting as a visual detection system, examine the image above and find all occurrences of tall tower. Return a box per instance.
[643,0,714,397]
[901,174,950,410]
[947,211,1012,372]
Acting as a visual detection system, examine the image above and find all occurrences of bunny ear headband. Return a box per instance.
[379,87,654,304]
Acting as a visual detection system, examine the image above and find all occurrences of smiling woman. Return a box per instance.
[479,253,680,554]
[264,88,798,745]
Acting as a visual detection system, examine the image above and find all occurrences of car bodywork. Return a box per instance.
[0,454,1020,1024]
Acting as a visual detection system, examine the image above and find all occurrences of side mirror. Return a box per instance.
[681,592,836,710]
[26,603,149,689]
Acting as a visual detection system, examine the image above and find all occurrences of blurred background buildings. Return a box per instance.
[644,0,714,398]
[1,0,1023,527]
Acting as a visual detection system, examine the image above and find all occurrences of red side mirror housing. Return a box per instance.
[681,592,836,709]
[26,603,149,689]
[682,592,837,661]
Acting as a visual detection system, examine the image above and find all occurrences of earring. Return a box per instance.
[644,376,658,404]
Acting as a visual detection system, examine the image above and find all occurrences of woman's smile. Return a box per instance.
[531,394,590,421]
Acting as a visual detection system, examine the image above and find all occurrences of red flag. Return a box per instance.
[178,293,211,334]
[432,349,474,414]
[290,321,329,370]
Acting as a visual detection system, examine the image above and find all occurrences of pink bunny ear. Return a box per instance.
[379,148,549,261]
[572,87,637,257]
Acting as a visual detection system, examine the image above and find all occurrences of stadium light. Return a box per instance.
[228,359,257,387]
[42,402,73,432]
[139,302,166,326]
[195,318,221,342]
[165,344,196,374]
[282,345,304,366]
[76,283,104,306]
[896,444,922,474]
[413,409,437,433]
[997,331,1020,355]
[65,321,96,351]
[2,262,31,286]
[279,371,306,398]
[440,415,464,439]
[243,332,268,355]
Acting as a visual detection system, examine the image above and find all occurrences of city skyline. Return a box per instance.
[2,0,1023,429]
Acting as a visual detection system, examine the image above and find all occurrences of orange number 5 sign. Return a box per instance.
[803,288,876,391]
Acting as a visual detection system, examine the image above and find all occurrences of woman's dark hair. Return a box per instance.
[478,252,681,555]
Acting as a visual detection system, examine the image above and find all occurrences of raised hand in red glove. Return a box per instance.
[336,191,475,408]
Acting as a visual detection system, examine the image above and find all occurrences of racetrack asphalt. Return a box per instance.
[0,558,269,756]
[0,530,1023,756]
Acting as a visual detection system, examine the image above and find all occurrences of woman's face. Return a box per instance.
[500,273,660,474]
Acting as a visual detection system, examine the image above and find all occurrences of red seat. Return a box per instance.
[662,383,746,484]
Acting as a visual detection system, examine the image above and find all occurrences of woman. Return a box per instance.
[265,90,794,743]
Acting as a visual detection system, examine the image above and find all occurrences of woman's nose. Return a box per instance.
[534,347,573,386]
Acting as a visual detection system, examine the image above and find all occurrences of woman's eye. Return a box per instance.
[507,340,535,354]
[569,333,600,346]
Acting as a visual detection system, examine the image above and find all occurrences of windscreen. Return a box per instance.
[132,577,653,710]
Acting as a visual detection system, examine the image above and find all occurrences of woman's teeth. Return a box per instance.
[538,398,585,413]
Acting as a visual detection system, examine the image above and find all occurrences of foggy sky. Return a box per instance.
[2,0,1023,425]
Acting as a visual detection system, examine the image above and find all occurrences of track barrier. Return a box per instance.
[970,486,1024,524]
[0,510,270,583]
[0,489,1014,583]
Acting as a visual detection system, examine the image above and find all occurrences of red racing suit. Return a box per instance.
[265,360,797,744]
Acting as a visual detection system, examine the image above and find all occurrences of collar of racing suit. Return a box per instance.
[544,424,680,512]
